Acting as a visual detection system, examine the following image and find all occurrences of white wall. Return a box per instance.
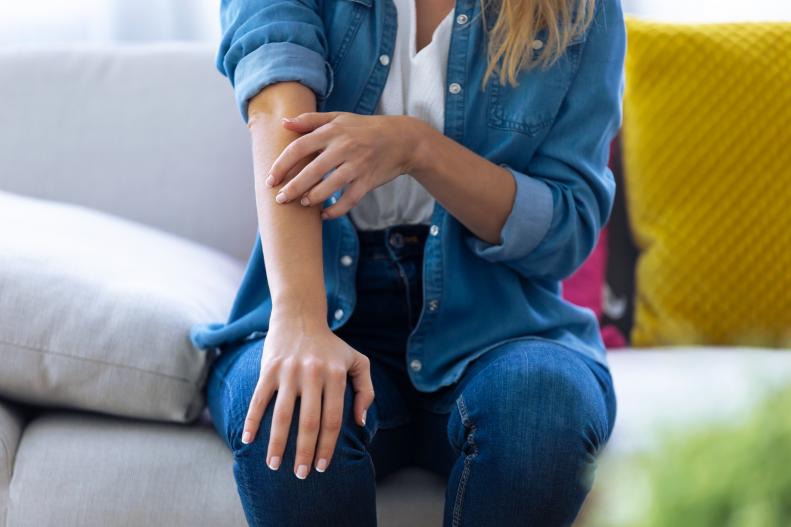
[0,0,219,44]
[0,0,788,45]
[623,0,791,22]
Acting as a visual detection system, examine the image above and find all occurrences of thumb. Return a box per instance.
[348,354,375,427]
[281,111,340,132]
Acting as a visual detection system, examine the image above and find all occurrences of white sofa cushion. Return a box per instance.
[0,190,244,422]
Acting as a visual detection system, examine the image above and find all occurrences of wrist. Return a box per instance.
[403,116,439,182]
[270,297,328,330]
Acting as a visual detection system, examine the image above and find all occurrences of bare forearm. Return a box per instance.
[247,82,326,323]
[408,119,515,244]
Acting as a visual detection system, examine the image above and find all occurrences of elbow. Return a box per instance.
[545,186,605,281]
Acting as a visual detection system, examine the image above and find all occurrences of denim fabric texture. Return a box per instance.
[206,223,617,526]
[190,0,627,392]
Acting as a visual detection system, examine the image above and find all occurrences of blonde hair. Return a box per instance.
[480,0,596,89]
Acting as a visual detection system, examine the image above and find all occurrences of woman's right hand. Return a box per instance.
[240,307,375,480]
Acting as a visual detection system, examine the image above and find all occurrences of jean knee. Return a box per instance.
[450,344,610,477]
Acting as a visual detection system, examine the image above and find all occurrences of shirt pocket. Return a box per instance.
[486,31,587,137]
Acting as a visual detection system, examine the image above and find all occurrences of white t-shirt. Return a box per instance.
[348,0,454,231]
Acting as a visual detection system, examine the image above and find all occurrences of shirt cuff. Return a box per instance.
[465,163,554,262]
[233,41,334,122]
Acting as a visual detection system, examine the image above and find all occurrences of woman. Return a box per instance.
[191,0,625,525]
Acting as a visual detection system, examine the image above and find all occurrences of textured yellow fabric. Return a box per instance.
[622,18,791,348]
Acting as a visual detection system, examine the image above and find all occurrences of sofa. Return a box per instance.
[1,43,789,527]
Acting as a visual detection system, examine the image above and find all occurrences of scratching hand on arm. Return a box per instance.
[266,111,518,245]
[240,82,375,480]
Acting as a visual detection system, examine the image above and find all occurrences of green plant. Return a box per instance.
[589,385,791,527]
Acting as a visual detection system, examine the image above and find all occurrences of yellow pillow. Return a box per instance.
[622,18,791,348]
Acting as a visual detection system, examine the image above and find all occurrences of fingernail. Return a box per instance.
[361,408,367,426]
[282,117,294,123]
[275,192,287,203]
[296,464,309,479]
[268,456,281,471]
[241,430,252,444]
[316,458,328,472]
[265,175,274,187]
[300,196,310,206]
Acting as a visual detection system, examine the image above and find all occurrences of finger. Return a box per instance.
[277,148,344,205]
[281,111,343,132]
[314,367,347,473]
[266,382,297,471]
[268,132,327,186]
[242,376,276,445]
[280,151,319,185]
[293,366,323,480]
[320,181,367,220]
[304,164,356,207]
[347,353,375,427]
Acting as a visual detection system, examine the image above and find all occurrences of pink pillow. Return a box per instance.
[561,225,628,350]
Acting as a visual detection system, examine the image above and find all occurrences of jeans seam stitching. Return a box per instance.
[452,394,478,527]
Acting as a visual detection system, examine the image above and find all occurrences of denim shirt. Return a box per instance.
[190,0,626,392]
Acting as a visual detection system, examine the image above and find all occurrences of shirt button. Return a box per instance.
[427,299,439,312]
[379,54,390,66]
[410,359,422,372]
[532,39,544,50]
[429,224,440,236]
[340,255,353,267]
[455,14,468,25]
[334,308,344,321]
[448,82,462,94]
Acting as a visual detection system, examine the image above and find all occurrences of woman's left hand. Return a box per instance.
[265,112,422,220]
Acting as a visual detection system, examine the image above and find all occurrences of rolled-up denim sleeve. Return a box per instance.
[465,0,625,281]
[217,0,332,122]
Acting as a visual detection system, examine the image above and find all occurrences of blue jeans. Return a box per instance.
[205,223,617,526]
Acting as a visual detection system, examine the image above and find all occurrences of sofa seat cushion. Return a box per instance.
[0,399,26,527]
[7,411,247,527]
[6,411,447,527]
[0,190,244,423]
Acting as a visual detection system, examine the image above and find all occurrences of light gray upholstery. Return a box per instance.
[0,399,26,527]
[5,410,447,527]
[0,43,257,261]
[7,411,248,527]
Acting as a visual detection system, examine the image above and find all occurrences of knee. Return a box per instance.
[448,346,610,480]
